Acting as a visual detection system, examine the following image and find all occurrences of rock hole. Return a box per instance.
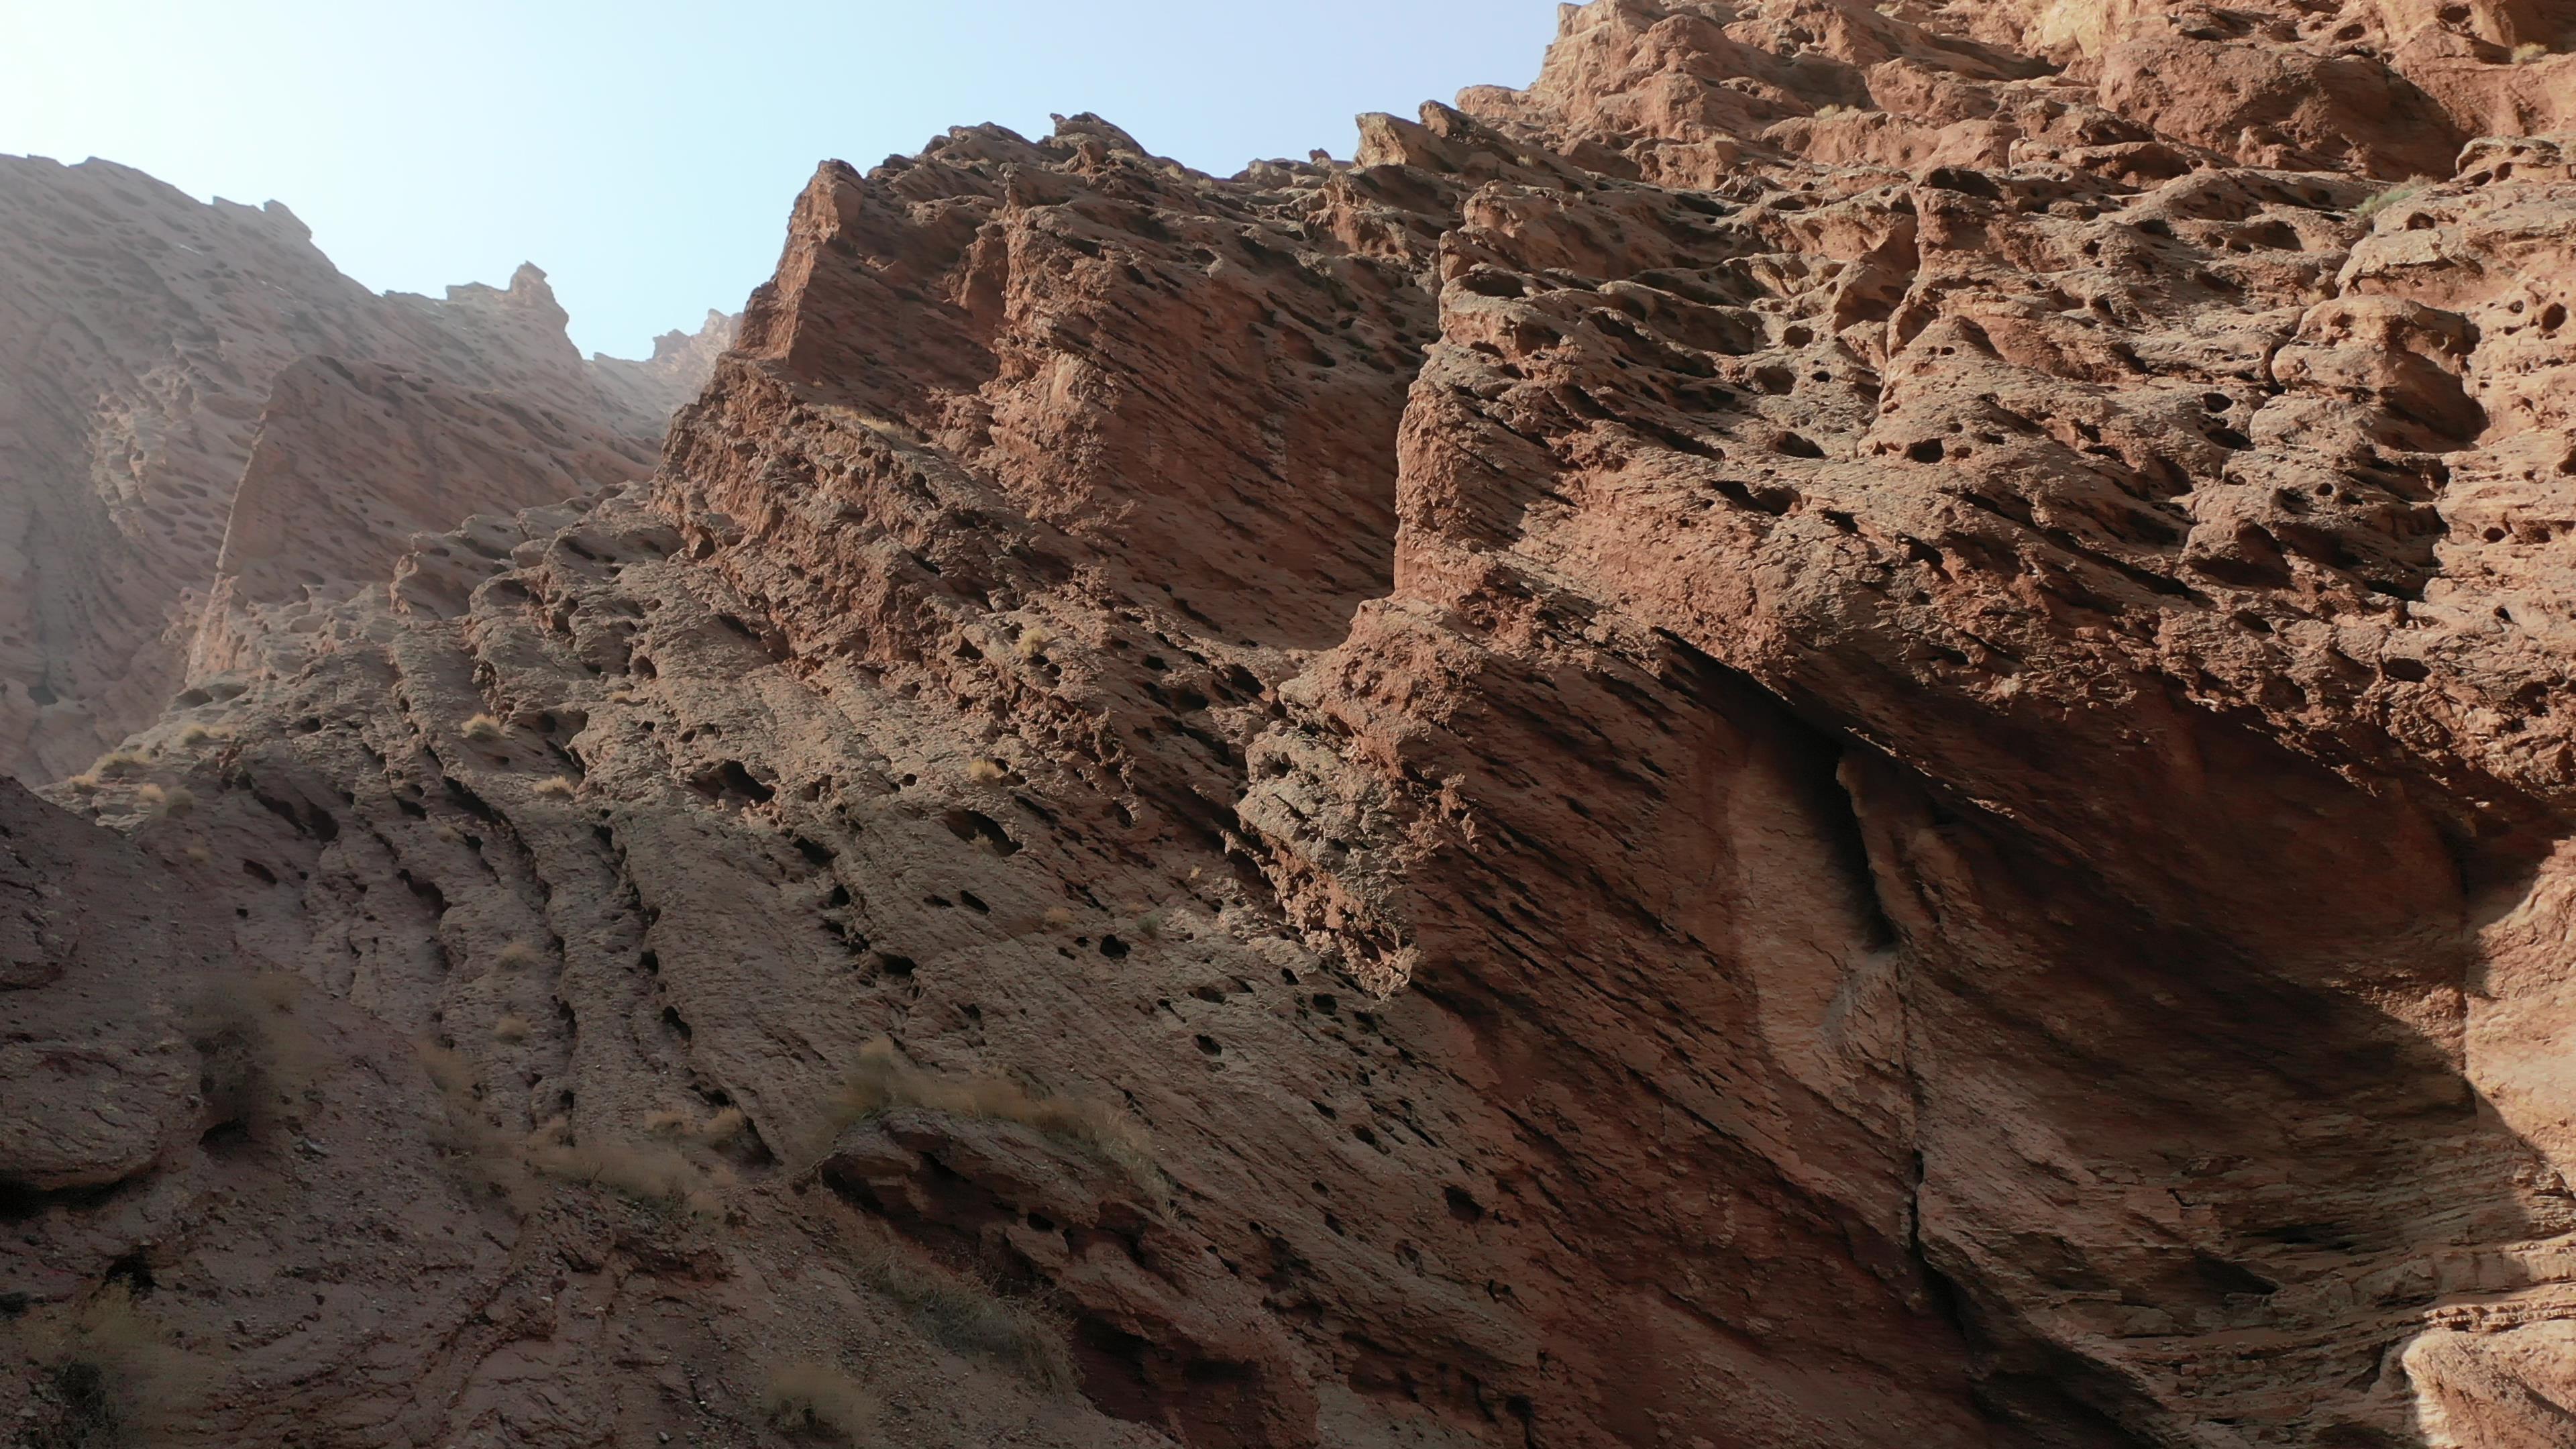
[691,760,774,805]
[939,808,1020,855]
[103,1252,156,1296]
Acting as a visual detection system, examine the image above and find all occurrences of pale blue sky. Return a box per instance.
[0,1,1563,358]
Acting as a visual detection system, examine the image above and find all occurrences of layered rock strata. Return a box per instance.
[13,1,2576,1446]
[0,156,729,782]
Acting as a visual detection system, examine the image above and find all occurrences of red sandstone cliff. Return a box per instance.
[0,156,731,783]
[9,2,2576,1446]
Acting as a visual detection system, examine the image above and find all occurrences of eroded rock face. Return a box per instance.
[15,1,2576,1445]
[0,156,729,783]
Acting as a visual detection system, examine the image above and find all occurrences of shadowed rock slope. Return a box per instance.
[14,1,2576,1444]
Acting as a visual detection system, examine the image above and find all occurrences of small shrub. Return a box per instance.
[492,1014,531,1042]
[967,757,1008,784]
[184,845,212,864]
[460,714,505,742]
[532,775,576,799]
[175,723,226,748]
[2353,179,2428,222]
[1811,103,1853,119]
[62,773,100,794]
[496,941,543,971]
[2513,40,2548,62]
[1014,624,1057,662]
[849,1234,1075,1390]
[95,751,148,780]
[824,1037,1157,1189]
[761,1363,875,1443]
[152,785,196,818]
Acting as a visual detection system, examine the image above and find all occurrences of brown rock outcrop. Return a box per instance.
[591,308,739,424]
[0,156,727,783]
[14,1,2576,1445]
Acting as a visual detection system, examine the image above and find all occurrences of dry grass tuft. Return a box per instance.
[140,784,195,818]
[187,971,321,1136]
[1811,102,1854,119]
[495,940,543,971]
[492,1014,531,1043]
[20,1283,215,1446]
[184,845,213,864]
[761,1362,876,1442]
[95,751,149,780]
[2513,40,2548,62]
[1014,623,1057,662]
[417,1040,543,1215]
[174,722,228,748]
[526,1137,722,1218]
[62,772,101,794]
[460,713,505,742]
[1041,906,1077,930]
[645,1106,747,1146]
[966,757,1008,784]
[2353,178,2429,222]
[825,1038,1157,1188]
[849,1232,1075,1390]
[532,775,577,799]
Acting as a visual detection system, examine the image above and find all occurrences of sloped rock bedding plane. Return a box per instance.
[0,156,732,783]
[9,1,2576,1445]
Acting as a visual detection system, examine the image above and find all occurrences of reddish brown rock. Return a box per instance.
[14,2,2576,1446]
[0,156,727,783]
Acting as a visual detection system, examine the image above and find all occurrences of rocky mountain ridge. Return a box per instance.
[7,1,2576,1446]
[0,154,732,782]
